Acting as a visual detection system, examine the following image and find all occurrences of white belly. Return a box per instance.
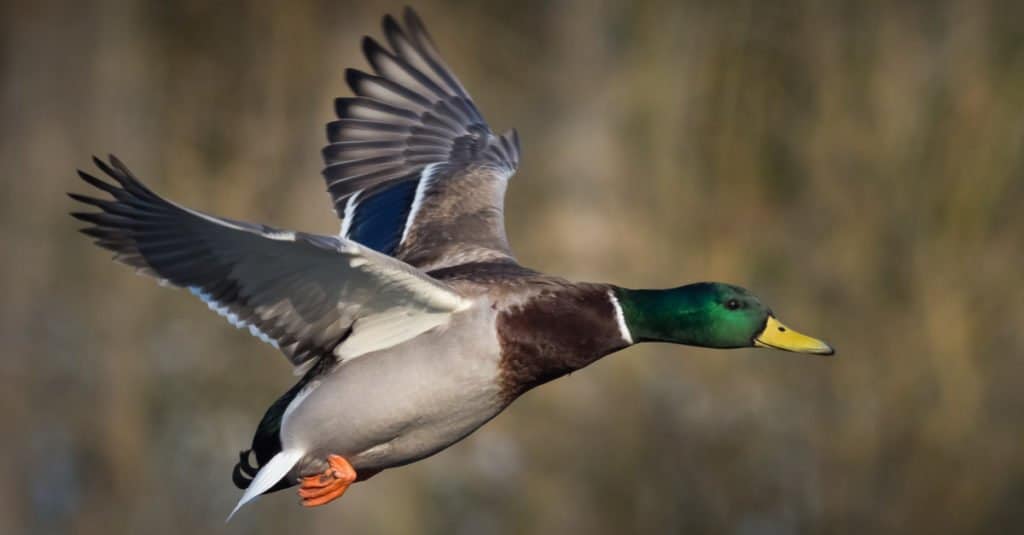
[279,303,506,475]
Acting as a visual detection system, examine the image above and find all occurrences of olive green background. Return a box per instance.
[3,0,1023,533]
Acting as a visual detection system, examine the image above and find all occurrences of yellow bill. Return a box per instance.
[754,315,834,355]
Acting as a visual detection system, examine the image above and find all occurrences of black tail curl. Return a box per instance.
[232,449,261,489]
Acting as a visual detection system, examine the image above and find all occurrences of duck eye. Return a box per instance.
[726,299,740,310]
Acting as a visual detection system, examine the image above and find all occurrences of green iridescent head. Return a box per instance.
[614,282,833,355]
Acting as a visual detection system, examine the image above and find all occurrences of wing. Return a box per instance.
[70,156,470,372]
[324,7,520,271]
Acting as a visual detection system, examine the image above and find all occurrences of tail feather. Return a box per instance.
[227,449,304,522]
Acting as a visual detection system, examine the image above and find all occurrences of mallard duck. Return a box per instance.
[69,7,833,519]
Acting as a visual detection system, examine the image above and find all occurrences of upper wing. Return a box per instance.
[70,156,470,371]
[324,7,520,271]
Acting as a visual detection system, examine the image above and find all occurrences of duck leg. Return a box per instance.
[297,454,357,507]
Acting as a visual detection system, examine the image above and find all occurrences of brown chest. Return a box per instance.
[495,284,630,402]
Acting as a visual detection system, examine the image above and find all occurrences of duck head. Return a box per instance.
[614,282,834,355]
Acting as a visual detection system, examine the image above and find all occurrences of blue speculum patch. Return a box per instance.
[348,176,419,254]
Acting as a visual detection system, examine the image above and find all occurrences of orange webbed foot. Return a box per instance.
[298,454,357,507]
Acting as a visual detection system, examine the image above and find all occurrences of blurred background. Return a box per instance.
[3,0,1023,533]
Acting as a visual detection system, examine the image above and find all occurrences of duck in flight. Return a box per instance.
[69,7,834,519]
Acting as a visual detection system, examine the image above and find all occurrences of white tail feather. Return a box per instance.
[226,449,305,522]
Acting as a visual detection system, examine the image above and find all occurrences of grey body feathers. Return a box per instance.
[281,297,505,478]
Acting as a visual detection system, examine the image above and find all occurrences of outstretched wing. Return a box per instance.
[71,156,469,371]
[324,7,520,271]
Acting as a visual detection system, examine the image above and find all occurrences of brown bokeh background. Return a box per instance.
[3,0,1023,533]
